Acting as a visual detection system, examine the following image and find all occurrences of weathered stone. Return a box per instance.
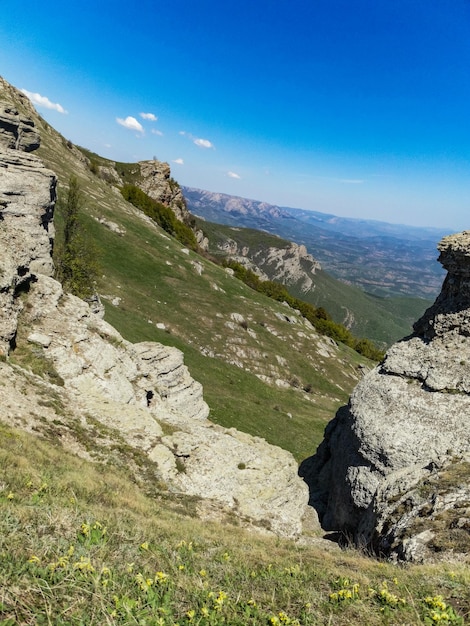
[0,104,40,152]
[301,230,470,561]
[138,160,189,223]
[216,239,321,293]
[0,121,56,354]
[27,332,52,348]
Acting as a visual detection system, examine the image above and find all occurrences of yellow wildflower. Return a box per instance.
[155,571,168,584]
[73,556,95,573]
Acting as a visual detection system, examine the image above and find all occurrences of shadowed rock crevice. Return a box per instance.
[302,230,470,561]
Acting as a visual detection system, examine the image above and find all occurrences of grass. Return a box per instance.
[78,200,363,461]
[9,338,64,388]
[0,423,468,625]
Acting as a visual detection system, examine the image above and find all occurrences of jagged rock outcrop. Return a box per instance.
[217,238,321,293]
[301,231,470,561]
[136,160,209,250]
[0,105,56,356]
[138,160,190,223]
[0,104,40,152]
[0,90,313,538]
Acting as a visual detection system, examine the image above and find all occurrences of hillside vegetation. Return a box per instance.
[1,79,468,626]
[184,187,446,299]
[0,98,365,462]
[1,423,468,625]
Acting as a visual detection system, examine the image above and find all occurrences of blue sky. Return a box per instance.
[1,0,470,229]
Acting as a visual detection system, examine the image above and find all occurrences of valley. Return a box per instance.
[1,75,469,625]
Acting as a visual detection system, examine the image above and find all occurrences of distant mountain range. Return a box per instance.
[183,187,450,299]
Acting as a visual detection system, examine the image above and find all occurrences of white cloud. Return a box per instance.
[180,131,214,149]
[173,158,184,165]
[339,179,364,184]
[21,89,67,114]
[140,112,158,121]
[194,137,214,149]
[116,116,144,133]
[227,171,241,179]
[151,128,163,136]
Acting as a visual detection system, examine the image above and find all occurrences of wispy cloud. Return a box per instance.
[116,116,144,133]
[140,112,158,121]
[227,171,241,179]
[194,137,214,149]
[339,179,364,184]
[173,158,184,165]
[151,128,163,136]
[21,89,67,114]
[180,131,215,149]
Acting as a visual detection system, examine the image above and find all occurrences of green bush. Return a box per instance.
[120,184,198,250]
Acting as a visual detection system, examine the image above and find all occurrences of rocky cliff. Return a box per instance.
[301,231,470,561]
[0,85,314,539]
[0,103,56,356]
[217,238,320,293]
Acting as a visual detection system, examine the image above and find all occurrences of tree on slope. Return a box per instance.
[53,176,98,299]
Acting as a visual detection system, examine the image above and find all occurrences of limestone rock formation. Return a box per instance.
[301,231,470,561]
[216,238,321,293]
[138,160,190,223]
[0,106,56,356]
[0,85,313,539]
[0,104,40,152]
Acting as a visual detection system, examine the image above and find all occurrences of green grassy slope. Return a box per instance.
[0,101,364,462]
[86,208,360,462]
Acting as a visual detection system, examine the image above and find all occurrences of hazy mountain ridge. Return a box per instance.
[183,186,449,299]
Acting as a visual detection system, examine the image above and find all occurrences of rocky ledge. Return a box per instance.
[301,231,470,562]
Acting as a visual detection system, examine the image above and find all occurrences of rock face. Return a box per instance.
[0,105,56,355]
[215,236,321,293]
[135,159,209,250]
[138,160,190,224]
[0,84,313,539]
[301,231,470,561]
[0,104,40,152]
